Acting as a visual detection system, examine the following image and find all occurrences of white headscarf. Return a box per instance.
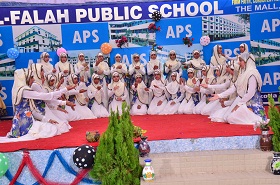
[39,52,53,74]
[76,52,86,69]
[87,74,103,104]
[68,74,87,105]
[165,72,180,95]
[214,65,229,85]
[57,52,72,75]
[240,43,249,53]
[201,65,215,84]
[235,52,262,97]
[12,69,32,106]
[30,63,43,85]
[108,72,125,97]
[165,50,181,71]
[132,53,141,67]
[226,60,239,83]
[148,51,160,69]
[151,70,165,97]
[134,74,149,104]
[45,74,57,92]
[189,50,205,69]
[211,45,226,66]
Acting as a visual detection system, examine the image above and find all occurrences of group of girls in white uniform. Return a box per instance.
[1,43,266,142]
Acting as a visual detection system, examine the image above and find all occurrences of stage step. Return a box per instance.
[140,149,279,185]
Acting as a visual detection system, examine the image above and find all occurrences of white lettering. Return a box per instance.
[57,9,69,23]
[88,8,100,22]
[272,19,280,32]
[101,8,113,21]
[0,87,7,100]
[76,9,87,22]
[166,26,175,38]
[186,2,199,16]
[274,72,280,85]
[263,73,272,85]
[200,2,212,15]
[185,25,192,37]
[148,5,159,18]
[160,4,172,18]
[92,30,99,42]
[73,31,82,43]
[45,10,57,23]
[21,11,33,24]
[83,30,91,43]
[173,3,185,17]
[130,6,142,20]
[10,11,21,24]
[261,20,271,32]
[214,1,223,14]
[33,10,44,24]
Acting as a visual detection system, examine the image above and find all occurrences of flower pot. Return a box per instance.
[142,159,155,181]
[259,128,272,151]
[271,152,280,175]
[139,136,150,157]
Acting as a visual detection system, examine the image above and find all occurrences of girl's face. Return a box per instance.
[202,70,207,77]
[49,79,55,86]
[239,58,246,69]
[171,75,176,81]
[215,69,221,77]
[239,45,245,53]
[155,74,161,80]
[115,56,121,62]
[170,53,176,60]
[133,56,140,63]
[218,47,223,54]
[79,55,85,61]
[97,55,103,62]
[40,69,45,84]
[193,52,200,59]
[188,72,194,78]
[151,54,157,60]
[73,77,79,84]
[113,75,120,82]
[136,77,142,83]
[94,78,100,84]
[44,55,50,62]
[225,66,231,74]
[61,56,67,63]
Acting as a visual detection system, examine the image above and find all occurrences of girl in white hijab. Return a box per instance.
[74,53,90,84]
[87,74,109,118]
[55,53,74,85]
[39,52,56,76]
[193,65,215,114]
[160,72,184,115]
[210,52,265,124]
[108,72,129,115]
[164,50,182,82]
[0,69,70,143]
[147,51,163,87]
[129,53,146,85]
[205,61,239,122]
[93,52,110,83]
[29,63,72,134]
[66,74,97,119]
[44,74,79,122]
[147,70,168,115]
[178,68,200,114]
[111,54,128,82]
[130,74,150,115]
[210,45,227,68]
[200,65,230,116]
[184,50,206,79]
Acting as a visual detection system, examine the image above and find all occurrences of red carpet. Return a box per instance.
[0,114,263,153]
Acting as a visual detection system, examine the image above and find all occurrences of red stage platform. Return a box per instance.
[0,114,262,153]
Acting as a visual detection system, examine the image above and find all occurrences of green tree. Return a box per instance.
[90,103,142,185]
[268,88,280,152]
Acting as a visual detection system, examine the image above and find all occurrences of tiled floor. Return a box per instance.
[140,149,279,185]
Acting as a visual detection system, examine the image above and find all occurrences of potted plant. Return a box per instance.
[254,119,272,151]
[268,89,280,175]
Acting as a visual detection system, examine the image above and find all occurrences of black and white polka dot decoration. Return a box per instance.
[152,11,162,22]
[73,144,96,169]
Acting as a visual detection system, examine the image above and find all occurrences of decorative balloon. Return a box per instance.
[200,36,211,46]
[73,145,96,169]
[100,43,112,55]
[56,47,67,57]
[152,11,162,22]
[7,48,19,59]
[0,153,9,178]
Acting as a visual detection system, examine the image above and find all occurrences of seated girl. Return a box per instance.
[87,74,109,118]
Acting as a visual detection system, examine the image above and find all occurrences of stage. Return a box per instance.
[0,114,265,185]
[0,114,263,152]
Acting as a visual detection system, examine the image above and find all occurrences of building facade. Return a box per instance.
[15,26,61,53]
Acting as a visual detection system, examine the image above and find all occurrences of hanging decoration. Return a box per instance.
[73,145,96,169]
[56,47,67,57]
[4,150,101,185]
[183,37,194,47]
[86,131,100,142]
[152,11,162,22]
[0,153,9,178]
[200,35,211,46]
[6,48,19,59]
[151,43,163,52]
[115,36,128,48]
[148,23,161,32]
[100,43,112,55]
